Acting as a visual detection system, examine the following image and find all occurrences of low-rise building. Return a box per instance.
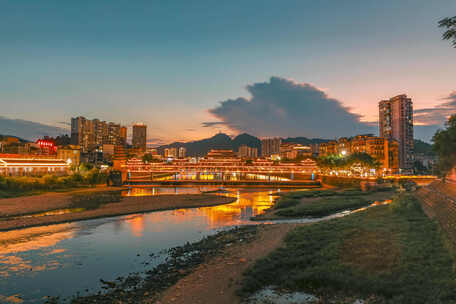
[206,149,237,159]
[56,145,81,167]
[280,143,312,160]
[319,141,338,156]
[0,154,70,176]
[319,135,399,174]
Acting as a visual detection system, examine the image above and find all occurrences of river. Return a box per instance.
[0,186,321,303]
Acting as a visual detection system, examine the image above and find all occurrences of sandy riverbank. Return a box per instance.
[0,186,127,217]
[0,190,236,231]
[156,223,297,304]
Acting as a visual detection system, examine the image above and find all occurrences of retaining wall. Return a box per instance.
[416,181,456,244]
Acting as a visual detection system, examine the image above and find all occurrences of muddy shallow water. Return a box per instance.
[0,186,314,303]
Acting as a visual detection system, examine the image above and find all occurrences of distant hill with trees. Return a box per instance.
[0,134,29,143]
[414,139,435,156]
[156,133,330,157]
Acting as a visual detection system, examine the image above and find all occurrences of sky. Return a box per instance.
[1,0,455,144]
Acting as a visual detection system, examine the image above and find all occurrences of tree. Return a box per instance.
[439,16,456,47]
[433,114,456,177]
[142,153,153,164]
[317,152,379,176]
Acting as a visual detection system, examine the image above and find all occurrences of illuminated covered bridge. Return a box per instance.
[125,157,319,184]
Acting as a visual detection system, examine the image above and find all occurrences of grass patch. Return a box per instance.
[0,171,108,199]
[282,190,339,199]
[241,194,456,303]
[275,196,370,217]
[70,191,122,210]
[274,198,300,209]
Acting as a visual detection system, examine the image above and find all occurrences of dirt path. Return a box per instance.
[0,194,235,231]
[156,223,297,304]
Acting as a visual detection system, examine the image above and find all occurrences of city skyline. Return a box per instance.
[1,0,456,143]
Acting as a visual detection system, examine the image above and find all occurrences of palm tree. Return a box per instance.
[439,16,456,47]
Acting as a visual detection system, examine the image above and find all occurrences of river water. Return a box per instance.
[0,186,323,303]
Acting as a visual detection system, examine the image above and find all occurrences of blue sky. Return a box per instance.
[1,0,455,143]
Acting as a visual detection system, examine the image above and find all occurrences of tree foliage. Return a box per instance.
[439,16,456,47]
[142,153,154,164]
[317,152,379,174]
[433,114,456,176]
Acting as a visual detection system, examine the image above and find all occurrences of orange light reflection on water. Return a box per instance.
[0,224,74,278]
[122,188,279,231]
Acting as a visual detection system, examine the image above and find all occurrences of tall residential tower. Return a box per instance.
[379,94,414,171]
[261,138,281,157]
[132,123,147,151]
[71,116,124,153]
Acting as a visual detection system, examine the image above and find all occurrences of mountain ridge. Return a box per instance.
[156,133,330,157]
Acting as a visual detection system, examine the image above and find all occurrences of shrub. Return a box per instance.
[390,194,422,214]
[321,176,361,187]
[275,198,300,209]
[276,196,370,217]
[0,169,108,198]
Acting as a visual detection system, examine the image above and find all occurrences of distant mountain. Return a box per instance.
[414,139,435,156]
[0,116,68,141]
[232,133,261,151]
[283,137,330,145]
[0,134,29,143]
[157,133,329,157]
[157,133,234,157]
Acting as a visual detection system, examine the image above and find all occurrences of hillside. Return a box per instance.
[414,139,435,156]
[0,134,29,143]
[157,133,328,157]
[156,133,257,157]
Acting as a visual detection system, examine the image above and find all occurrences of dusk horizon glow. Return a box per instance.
[1,0,456,143]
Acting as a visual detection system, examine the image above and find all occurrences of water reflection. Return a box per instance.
[0,186,295,303]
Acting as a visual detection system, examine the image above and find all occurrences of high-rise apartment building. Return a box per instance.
[132,123,147,151]
[71,116,122,153]
[238,145,258,159]
[178,147,186,158]
[261,138,281,157]
[379,95,414,171]
[119,126,127,144]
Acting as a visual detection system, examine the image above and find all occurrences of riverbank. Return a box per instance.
[43,187,456,304]
[239,193,456,304]
[0,190,236,231]
[252,188,396,221]
[0,171,108,199]
[0,186,126,217]
[62,224,296,304]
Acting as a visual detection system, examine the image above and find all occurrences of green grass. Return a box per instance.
[70,190,122,210]
[275,196,370,217]
[0,171,108,199]
[274,198,300,209]
[269,189,394,218]
[241,194,456,304]
[282,190,339,199]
